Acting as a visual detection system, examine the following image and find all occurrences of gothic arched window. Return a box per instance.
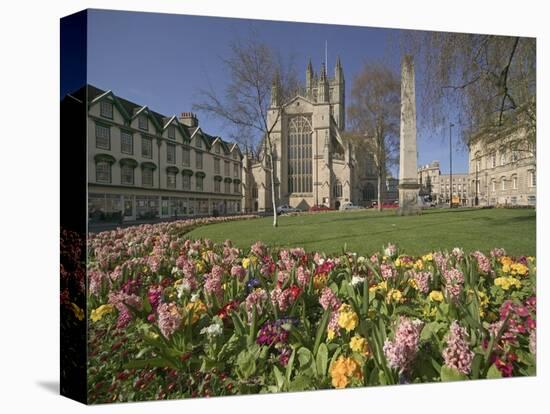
[333,180,343,198]
[287,116,312,194]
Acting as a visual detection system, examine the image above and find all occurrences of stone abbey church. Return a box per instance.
[243,58,378,212]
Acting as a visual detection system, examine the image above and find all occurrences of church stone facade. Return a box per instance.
[243,59,376,212]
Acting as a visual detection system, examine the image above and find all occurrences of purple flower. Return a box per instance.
[472,251,491,275]
[443,268,464,301]
[442,321,474,375]
[251,241,267,257]
[296,266,311,287]
[319,287,341,311]
[490,248,507,258]
[411,270,431,294]
[230,265,246,281]
[157,302,182,338]
[147,285,163,311]
[381,263,397,280]
[383,317,424,373]
[204,271,223,299]
[256,321,290,346]
[245,288,268,320]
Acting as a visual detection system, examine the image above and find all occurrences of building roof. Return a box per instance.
[77,84,240,156]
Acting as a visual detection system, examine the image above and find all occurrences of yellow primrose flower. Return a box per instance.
[386,289,403,304]
[90,304,114,322]
[429,290,444,302]
[195,260,206,274]
[413,259,424,270]
[338,304,359,332]
[494,277,522,291]
[330,356,363,389]
[314,273,328,290]
[146,330,159,340]
[500,256,513,267]
[349,335,370,357]
[502,263,511,273]
[422,253,433,262]
[510,263,528,276]
[185,300,207,323]
[327,328,336,341]
[242,257,251,269]
[369,281,388,293]
[70,302,85,321]
[394,258,401,268]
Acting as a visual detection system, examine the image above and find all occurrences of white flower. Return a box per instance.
[190,293,200,303]
[176,280,191,298]
[200,318,223,338]
[384,244,397,257]
[351,275,366,287]
[357,256,366,263]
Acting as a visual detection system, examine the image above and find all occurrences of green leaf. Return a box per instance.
[440,365,468,382]
[378,369,388,385]
[273,365,285,391]
[217,333,243,362]
[247,306,257,347]
[230,312,246,336]
[362,277,369,317]
[297,347,315,372]
[486,364,503,379]
[420,321,446,341]
[313,308,331,356]
[289,374,312,391]
[316,343,329,379]
[236,348,257,379]
[285,349,296,384]
[470,353,483,379]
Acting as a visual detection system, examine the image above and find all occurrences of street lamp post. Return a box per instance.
[449,122,454,208]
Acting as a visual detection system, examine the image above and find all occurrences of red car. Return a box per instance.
[371,201,399,209]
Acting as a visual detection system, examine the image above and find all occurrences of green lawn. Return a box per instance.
[187,208,536,256]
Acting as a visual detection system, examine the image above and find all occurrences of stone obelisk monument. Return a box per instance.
[398,55,421,215]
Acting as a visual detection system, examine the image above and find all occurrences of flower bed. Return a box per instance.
[85,220,536,403]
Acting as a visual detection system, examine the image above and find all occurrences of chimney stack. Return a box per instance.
[179,112,198,128]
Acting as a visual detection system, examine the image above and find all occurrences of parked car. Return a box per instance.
[370,201,399,209]
[309,205,334,212]
[276,205,301,215]
[339,202,364,211]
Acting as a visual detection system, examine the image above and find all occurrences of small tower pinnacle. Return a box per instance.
[270,70,280,108]
[306,58,313,93]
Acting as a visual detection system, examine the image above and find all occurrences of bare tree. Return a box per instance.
[193,36,298,227]
[347,63,400,211]
[401,32,536,154]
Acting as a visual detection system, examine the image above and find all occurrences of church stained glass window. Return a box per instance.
[287,116,312,194]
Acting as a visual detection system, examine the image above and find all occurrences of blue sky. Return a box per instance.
[84,9,469,174]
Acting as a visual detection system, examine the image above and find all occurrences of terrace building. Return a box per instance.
[84,85,244,222]
[417,161,468,205]
[467,122,536,207]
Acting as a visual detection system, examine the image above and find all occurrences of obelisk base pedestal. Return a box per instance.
[397,182,421,216]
